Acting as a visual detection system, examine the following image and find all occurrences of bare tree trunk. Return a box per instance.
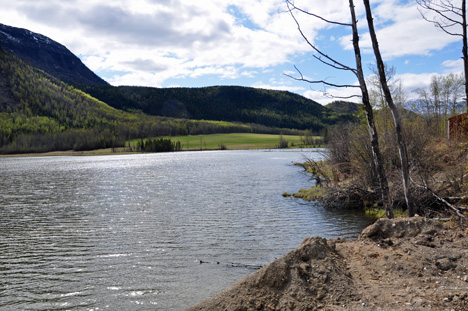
[349,0,393,218]
[463,0,468,112]
[363,0,412,217]
[286,0,393,218]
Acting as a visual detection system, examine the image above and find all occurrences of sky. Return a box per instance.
[0,0,464,105]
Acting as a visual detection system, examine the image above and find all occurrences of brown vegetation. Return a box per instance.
[286,0,468,221]
[297,118,468,220]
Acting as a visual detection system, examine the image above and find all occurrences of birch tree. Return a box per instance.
[286,0,394,218]
[363,0,413,216]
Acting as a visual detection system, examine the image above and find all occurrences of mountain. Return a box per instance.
[0,23,107,86]
[0,45,133,152]
[78,85,355,131]
[0,23,353,132]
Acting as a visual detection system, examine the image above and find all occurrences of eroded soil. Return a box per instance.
[188,217,468,311]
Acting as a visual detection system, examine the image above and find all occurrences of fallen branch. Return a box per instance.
[445,197,468,209]
[411,178,466,220]
[431,192,466,219]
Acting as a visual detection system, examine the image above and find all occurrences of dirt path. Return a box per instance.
[188,217,468,310]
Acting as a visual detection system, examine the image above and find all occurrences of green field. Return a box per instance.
[161,133,319,150]
[0,133,321,157]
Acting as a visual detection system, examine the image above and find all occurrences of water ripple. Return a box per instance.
[0,150,374,310]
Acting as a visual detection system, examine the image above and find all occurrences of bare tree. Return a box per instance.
[431,75,443,120]
[285,0,394,218]
[417,0,468,112]
[363,0,413,216]
[446,73,466,115]
[414,73,465,123]
[414,86,436,118]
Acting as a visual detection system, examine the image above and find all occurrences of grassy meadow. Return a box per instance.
[165,133,316,150]
[128,133,322,151]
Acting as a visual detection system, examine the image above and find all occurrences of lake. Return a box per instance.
[0,149,374,310]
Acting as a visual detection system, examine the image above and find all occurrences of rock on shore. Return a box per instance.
[188,217,468,311]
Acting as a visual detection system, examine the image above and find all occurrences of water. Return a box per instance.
[0,149,374,310]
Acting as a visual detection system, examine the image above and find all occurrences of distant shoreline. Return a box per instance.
[0,133,321,157]
[0,146,318,158]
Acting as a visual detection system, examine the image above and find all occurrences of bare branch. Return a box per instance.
[324,93,362,99]
[417,0,468,112]
[418,8,463,34]
[283,66,360,89]
[285,0,352,27]
[420,0,463,16]
[286,1,357,75]
[411,176,466,220]
[417,0,464,36]
[434,21,464,36]
[313,55,356,73]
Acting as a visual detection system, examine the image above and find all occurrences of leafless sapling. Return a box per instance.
[363,0,412,217]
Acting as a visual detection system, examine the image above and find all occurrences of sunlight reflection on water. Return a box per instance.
[0,150,374,310]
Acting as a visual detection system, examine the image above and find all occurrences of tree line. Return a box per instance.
[132,138,182,153]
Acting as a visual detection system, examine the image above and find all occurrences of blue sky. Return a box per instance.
[0,0,464,104]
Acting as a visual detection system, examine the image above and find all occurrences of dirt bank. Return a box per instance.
[188,217,468,310]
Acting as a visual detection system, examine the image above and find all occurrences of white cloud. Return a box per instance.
[339,1,459,59]
[252,82,304,93]
[0,1,302,82]
[306,68,462,106]
[397,69,467,102]
[0,0,464,94]
[108,72,164,87]
[303,90,333,105]
[252,81,305,93]
[396,72,435,92]
[303,69,444,105]
[442,59,464,73]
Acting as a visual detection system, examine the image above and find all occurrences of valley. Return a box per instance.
[0,23,351,155]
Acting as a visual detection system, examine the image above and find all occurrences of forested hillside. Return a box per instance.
[0,23,357,154]
[0,47,286,154]
[78,85,355,131]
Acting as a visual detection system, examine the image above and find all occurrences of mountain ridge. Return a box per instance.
[0,23,107,86]
[78,84,355,131]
